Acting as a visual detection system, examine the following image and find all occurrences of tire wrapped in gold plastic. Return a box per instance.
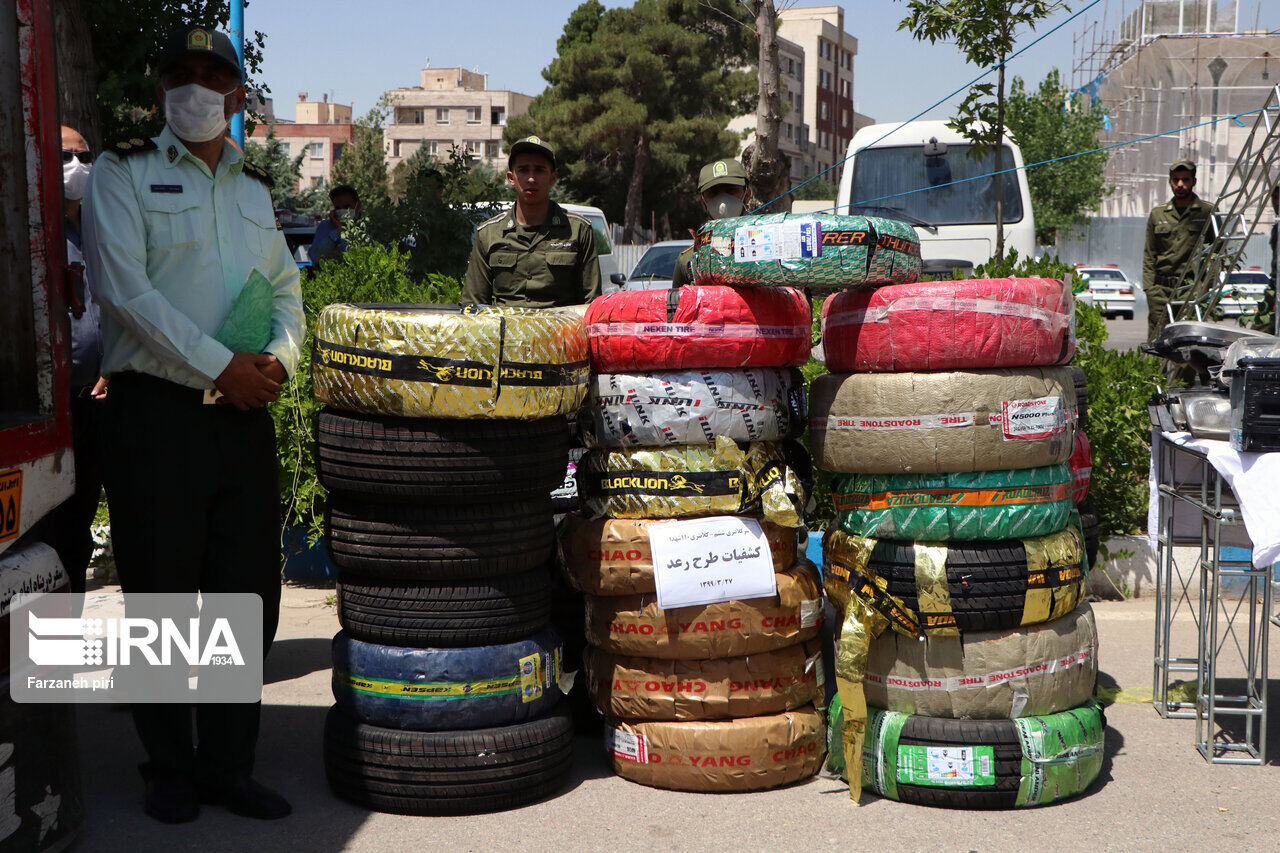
[557,514,798,596]
[585,641,824,721]
[312,303,589,419]
[605,706,826,792]
[576,436,811,527]
[584,559,824,659]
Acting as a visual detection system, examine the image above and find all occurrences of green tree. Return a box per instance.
[331,98,394,208]
[1005,69,1110,245]
[507,0,756,241]
[243,131,326,213]
[792,178,838,202]
[899,0,1070,260]
[53,0,269,151]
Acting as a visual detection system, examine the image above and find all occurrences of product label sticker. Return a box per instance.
[896,744,995,787]
[607,728,648,764]
[999,396,1066,440]
[799,598,823,629]
[518,653,544,703]
[733,220,821,263]
[806,652,826,688]
[649,516,778,610]
[819,413,976,431]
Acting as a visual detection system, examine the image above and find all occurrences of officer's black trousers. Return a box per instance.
[44,388,104,593]
[102,373,281,789]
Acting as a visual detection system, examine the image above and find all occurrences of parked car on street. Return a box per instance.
[607,240,693,293]
[1218,268,1272,317]
[1075,264,1137,319]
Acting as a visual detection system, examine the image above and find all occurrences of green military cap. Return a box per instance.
[508,136,556,169]
[1169,158,1196,174]
[698,159,748,193]
[156,26,242,80]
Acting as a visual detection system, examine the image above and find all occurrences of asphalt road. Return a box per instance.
[69,586,1280,853]
[1100,289,1150,353]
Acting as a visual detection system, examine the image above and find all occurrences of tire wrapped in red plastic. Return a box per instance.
[822,277,1074,372]
[1070,430,1092,504]
[585,285,811,373]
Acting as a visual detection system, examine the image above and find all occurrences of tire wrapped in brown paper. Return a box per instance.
[604,706,826,792]
[558,514,797,596]
[312,303,589,419]
[585,640,823,721]
[584,559,824,659]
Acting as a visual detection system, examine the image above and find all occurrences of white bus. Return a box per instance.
[835,120,1036,275]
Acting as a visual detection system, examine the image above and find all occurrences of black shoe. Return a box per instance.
[144,774,200,824]
[201,777,291,820]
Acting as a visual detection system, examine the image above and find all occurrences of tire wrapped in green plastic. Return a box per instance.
[312,303,589,419]
[577,436,811,527]
[689,212,921,291]
[831,464,1075,541]
[846,702,1106,808]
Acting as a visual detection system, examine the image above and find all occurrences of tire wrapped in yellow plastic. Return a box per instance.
[312,303,589,419]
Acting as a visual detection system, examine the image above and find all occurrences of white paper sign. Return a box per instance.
[648,516,779,610]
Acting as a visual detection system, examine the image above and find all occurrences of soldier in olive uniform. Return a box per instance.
[670,159,750,289]
[464,136,600,307]
[1144,159,1216,340]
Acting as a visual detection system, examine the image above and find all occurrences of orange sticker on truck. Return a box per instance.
[0,468,22,544]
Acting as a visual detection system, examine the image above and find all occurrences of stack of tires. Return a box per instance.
[812,277,1108,808]
[310,303,590,815]
[565,281,826,793]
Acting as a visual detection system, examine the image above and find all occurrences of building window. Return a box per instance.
[841,108,850,128]
[794,93,802,116]
[398,108,424,125]
[786,58,795,76]
[466,107,482,124]
[310,176,322,187]
[307,141,324,159]
[332,143,345,161]
[840,79,850,98]
[436,108,449,124]
[424,140,439,155]
[783,122,793,140]
[485,140,500,158]
[491,108,506,126]
[819,101,829,120]
[464,139,482,155]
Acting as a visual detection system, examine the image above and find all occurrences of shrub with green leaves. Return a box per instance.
[272,241,461,531]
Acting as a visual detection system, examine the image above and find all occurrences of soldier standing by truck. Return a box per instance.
[1143,159,1216,340]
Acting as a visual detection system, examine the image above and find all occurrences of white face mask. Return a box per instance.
[63,157,91,201]
[705,191,745,220]
[164,83,234,143]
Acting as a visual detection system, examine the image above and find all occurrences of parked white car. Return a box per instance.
[1075,265,1137,319]
[1218,268,1272,317]
[608,240,694,293]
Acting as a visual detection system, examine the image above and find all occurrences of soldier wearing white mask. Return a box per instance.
[670,158,750,288]
[81,26,302,825]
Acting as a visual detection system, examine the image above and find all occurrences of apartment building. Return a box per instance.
[384,65,533,171]
[727,34,813,186]
[778,4,864,186]
[249,93,354,190]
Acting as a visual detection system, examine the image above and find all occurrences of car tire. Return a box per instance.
[331,627,564,731]
[337,569,553,647]
[1078,499,1100,571]
[326,497,554,579]
[323,701,574,815]
[1068,366,1089,430]
[317,409,570,503]
[859,703,1106,809]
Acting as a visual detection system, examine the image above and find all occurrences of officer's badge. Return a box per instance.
[528,136,541,145]
[713,161,728,177]
[167,145,178,163]
[188,29,210,50]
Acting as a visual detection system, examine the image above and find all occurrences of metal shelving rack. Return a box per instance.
[1153,433,1271,764]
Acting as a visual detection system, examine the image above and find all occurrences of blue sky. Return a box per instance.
[247,0,1280,124]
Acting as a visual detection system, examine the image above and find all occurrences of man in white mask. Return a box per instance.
[310,183,360,264]
[670,158,750,288]
[81,26,302,825]
[44,126,106,601]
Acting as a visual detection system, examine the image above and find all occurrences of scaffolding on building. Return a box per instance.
[1071,1,1280,220]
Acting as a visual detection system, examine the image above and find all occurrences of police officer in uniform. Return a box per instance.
[670,159,750,289]
[464,136,600,307]
[82,26,303,823]
[1143,158,1216,340]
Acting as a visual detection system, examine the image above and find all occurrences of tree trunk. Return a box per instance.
[51,0,100,151]
[993,42,1007,262]
[622,132,649,243]
[748,0,791,214]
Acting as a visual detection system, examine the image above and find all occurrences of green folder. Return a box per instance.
[215,269,273,353]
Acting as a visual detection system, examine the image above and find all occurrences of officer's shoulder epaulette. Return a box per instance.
[241,161,274,189]
[478,209,508,229]
[110,138,158,158]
